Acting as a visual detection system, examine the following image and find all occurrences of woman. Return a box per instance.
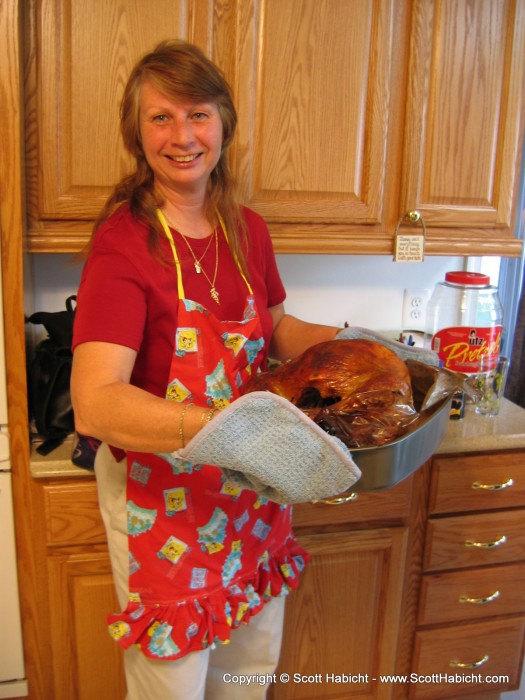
[71,40,340,700]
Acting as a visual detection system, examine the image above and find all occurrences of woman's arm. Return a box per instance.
[71,341,209,452]
[268,305,341,362]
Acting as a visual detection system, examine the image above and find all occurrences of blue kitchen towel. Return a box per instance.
[167,391,361,504]
[336,326,440,366]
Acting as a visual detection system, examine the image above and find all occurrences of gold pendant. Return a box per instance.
[194,261,201,274]
[210,287,220,304]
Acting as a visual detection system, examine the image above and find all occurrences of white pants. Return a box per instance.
[95,443,286,700]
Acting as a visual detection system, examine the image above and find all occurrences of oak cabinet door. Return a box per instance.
[270,527,409,700]
[227,0,399,227]
[47,548,126,700]
[400,0,525,244]
[26,0,214,249]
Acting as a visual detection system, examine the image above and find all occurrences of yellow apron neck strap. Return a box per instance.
[215,211,253,295]
[157,208,185,299]
[156,208,253,298]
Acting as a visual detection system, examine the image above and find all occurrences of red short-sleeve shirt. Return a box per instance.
[73,205,286,397]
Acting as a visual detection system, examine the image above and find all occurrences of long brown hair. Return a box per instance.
[90,40,247,270]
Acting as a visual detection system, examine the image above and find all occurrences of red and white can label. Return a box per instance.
[431,326,502,374]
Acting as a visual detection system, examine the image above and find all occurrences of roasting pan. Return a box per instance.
[311,358,459,494]
[347,393,452,492]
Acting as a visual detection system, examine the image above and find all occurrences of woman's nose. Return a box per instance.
[169,118,195,145]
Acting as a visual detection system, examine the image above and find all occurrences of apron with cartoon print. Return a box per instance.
[107,211,309,660]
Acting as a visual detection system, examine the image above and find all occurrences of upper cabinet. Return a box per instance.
[25,0,525,256]
[25,0,215,250]
[400,0,525,256]
[225,0,402,232]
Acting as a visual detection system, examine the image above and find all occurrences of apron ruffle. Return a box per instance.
[107,536,309,660]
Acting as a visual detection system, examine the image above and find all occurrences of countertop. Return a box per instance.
[437,398,525,454]
[30,398,525,480]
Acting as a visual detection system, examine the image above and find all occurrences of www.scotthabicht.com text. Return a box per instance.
[222,672,511,687]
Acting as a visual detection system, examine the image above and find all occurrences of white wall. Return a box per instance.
[275,254,464,330]
[30,253,464,334]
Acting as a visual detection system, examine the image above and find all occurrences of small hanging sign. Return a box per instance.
[394,211,426,262]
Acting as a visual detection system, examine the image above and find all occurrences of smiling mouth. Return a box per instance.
[167,153,201,163]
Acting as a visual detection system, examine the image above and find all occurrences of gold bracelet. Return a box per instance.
[179,403,193,448]
[199,407,217,428]
[206,407,218,423]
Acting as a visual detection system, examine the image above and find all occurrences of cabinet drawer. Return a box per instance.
[410,617,525,699]
[424,510,525,572]
[292,474,412,529]
[430,452,525,515]
[43,480,106,546]
[418,563,525,626]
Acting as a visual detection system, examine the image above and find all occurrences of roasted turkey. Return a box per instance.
[244,339,418,448]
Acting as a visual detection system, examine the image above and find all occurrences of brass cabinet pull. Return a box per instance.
[450,654,489,669]
[315,492,358,505]
[459,590,500,605]
[465,535,506,549]
[472,478,514,491]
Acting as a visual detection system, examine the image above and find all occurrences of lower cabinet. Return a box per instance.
[31,451,525,700]
[410,451,525,699]
[269,475,418,700]
[41,477,127,699]
[411,617,525,700]
[47,549,126,700]
[270,527,409,700]
[39,472,416,700]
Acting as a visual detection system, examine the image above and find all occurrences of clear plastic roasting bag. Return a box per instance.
[310,360,472,449]
[246,348,472,450]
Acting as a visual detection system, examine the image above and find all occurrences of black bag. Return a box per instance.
[27,295,76,455]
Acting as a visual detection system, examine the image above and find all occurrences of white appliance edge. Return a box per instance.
[0,258,28,696]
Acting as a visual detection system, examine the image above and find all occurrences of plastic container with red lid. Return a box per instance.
[443,271,491,286]
[424,271,503,375]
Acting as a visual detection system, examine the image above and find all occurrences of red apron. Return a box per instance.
[107,211,309,660]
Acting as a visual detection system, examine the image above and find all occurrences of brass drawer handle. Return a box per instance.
[465,535,506,549]
[459,590,500,605]
[314,492,358,505]
[472,478,514,491]
[450,654,489,670]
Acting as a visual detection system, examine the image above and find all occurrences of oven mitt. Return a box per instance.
[336,326,440,366]
[166,391,361,504]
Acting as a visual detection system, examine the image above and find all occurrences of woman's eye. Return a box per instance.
[152,114,169,123]
[192,112,208,120]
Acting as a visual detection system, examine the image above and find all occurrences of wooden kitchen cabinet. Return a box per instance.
[24,0,405,252]
[224,0,406,245]
[400,0,525,252]
[47,549,126,700]
[36,465,421,700]
[42,478,126,700]
[410,451,525,699]
[24,0,525,255]
[24,0,213,250]
[411,617,525,700]
[271,528,409,700]
[223,0,525,256]
[268,474,422,700]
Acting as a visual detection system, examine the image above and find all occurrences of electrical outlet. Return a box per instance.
[402,288,431,331]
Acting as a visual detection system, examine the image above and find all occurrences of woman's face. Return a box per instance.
[139,80,223,197]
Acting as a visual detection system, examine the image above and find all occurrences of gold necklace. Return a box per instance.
[183,232,214,274]
[162,212,214,274]
[162,211,220,304]
[179,228,220,305]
